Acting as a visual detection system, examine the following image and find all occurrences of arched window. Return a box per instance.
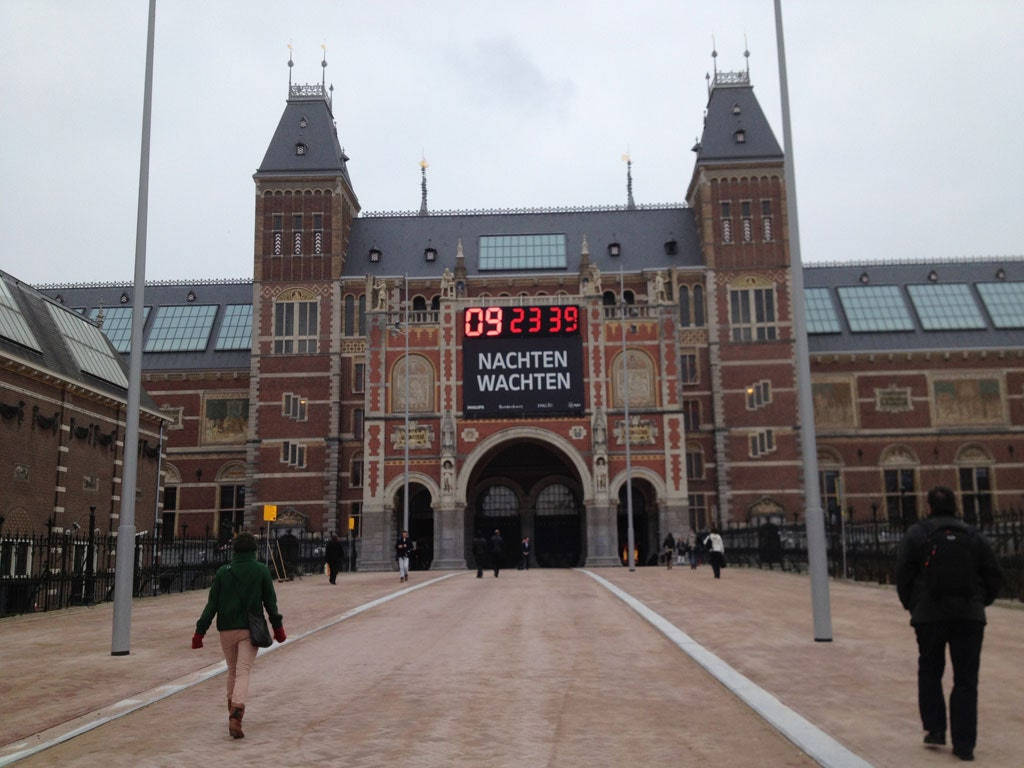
[536,483,576,516]
[412,295,427,311]
[344,295,355,337]
[679,286,691,327]
[693,284,705,326]
[480,485,519,517]
[956,445,994,524]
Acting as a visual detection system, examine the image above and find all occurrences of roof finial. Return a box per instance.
[744,34,750,76]
[419,155,429,216]
[321,43,327,89]
[622,151,635,210]
[711,34,718,77]
[287,42,294,90]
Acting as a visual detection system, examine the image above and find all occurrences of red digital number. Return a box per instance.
[528,306,542,333]
[563,306,579,333]
[509,307,525,334]
[484,306,502,336]
[548,306,563,333]
[464,307,484,337]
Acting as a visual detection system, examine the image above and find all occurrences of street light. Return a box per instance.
[390,275,412,534]
[619,268,635,572]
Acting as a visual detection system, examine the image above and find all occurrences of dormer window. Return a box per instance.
[732,104,741,115]
[298,117,308,129]
[295,143,307,156]
[664,240,678,256]
[734,130,746,144]
[369,248,381,263]
[424,247,437,262]
[608,242,621,257]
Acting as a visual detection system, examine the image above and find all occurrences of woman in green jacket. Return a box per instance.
[192,531,286,739]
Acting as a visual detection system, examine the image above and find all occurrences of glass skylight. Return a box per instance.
[88,306,151,352]
[215,304,253,350]
[144,305,218,352]
[0,279,42,351]
[479,234,567,271]
[804,288,842,334]
[906,284,986,330]
[46,303,129,387]
[976,282,1024,328]
[837,286,915,332]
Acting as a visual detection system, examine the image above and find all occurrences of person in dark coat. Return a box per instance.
[325,532,344,584]
[489,528,504,577]
[193,531,286,739]
[472,532,487,578]
[395,529,413,583]
[661,532,676,569]
[896,486,1003,761]
[519,536,531,570]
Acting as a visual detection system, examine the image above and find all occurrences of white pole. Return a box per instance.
[774,0,833,640]
[620,268,635,571]
[112,0,156,656]
[403,274,410,533]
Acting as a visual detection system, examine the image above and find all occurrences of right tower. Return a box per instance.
[686,63,804,525]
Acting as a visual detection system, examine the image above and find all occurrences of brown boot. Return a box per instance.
[228,703,245,739]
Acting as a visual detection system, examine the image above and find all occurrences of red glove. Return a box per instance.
[273,626,287,643]
[191,633,204,649]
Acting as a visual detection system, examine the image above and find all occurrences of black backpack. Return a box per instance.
[923,522,977,599]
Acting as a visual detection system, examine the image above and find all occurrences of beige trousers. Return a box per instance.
[219,629,258,705]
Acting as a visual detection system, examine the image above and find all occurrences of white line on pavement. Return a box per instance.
[579,569,874,768]
[0,572,463,767]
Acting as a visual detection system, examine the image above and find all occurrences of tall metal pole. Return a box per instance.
[403,274,410,533]
[620,268,635,571]
[774,0,833,641]
[112,0,156,656]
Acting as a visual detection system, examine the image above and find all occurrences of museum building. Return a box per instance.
[20,64,1024,570]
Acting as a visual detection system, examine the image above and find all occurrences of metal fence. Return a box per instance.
[0,529,356,618]
[720,509,1024,602]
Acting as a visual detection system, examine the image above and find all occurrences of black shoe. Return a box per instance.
[953,747,974,761]
[923,731,945,746]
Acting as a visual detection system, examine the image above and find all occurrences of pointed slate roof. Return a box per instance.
[255,85,356,192]
[695,74,782,164]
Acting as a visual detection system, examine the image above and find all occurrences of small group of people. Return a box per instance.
[661,527,725,577]
[471,528,517,577]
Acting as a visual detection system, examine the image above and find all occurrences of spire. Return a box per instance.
[321,43,327,89]
[622,152,636,210]
[744,34,750,77]
[287,42,294,90]
[418,156,429,216]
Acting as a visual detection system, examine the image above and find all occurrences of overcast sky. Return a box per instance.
[2,1,1022,286]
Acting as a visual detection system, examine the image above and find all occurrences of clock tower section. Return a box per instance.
[247,75,360,534]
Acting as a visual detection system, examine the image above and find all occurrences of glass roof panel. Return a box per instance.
[836,285,915,332]
[144,305,217,352]
[215,304,252,350]
[46,303,129,387]
[906,284,986,330]
[0,279,42,351]
[479,234,567,271]
[976,282,1024,328]
[87,306,151,352]
[804,288,842,334]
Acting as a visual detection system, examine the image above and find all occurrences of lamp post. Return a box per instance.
[403,273,410,533]
[619,268,635,571]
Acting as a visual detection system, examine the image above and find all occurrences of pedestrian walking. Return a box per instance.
[661,532,676,569]
[687,530,699,569]
[896,486,1003,761]
[325,532,344,584]
[396,529,413,582]
[472,532,487,577]
[489,528,504,577]
[703,526,725,578]
[192,531,286,739]
[519,536,531,570]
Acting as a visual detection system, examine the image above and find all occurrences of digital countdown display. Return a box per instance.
[462,306,584,418]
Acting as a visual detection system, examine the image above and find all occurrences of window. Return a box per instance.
[479,234,567,270]
[282,393,308,421]
[693,285,705,326]
[741,201,752,242]
[730,286,777,341]
[292,214,303,255]
[688,494,707,530]
[272,214,283,256]
[746,380,772,410]
[88,306,151,352]
[313,213,324,255]
[761,200,773,242]
[353,408,364,439]
[734,129,746,143]
[273,298,318,354]
[281,441,307,469]
[837,286,914,332]
[976,282,1024,328]
[959,466,992,525]
[683,400,700,431]
[820,469,842,528]
[720,202,732,243]
[218,483,245,541]
[358,295,367,336]
[804,288,842,334]
[749,429,776,458]
[884,468,916,525]
[679,286,691,327]
[0,279,42,351]
[143,305,217,352]
[680,352,699,384]
[161,485,177,540]
[350,455,363,488]
[48,303,130,386]
[907,284,986,330]
[344,295,355,337]
[1,539,32,577]
[215,304,252,350]
[686,446,704,479]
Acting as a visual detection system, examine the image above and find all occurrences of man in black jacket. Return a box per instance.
[325,533,344,584]
[488,528,504,578]
[896,486,1003,761]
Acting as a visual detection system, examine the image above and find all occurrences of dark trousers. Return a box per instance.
[519,554,529,570]
[327,563,339,584]
[914,621,985,753]
[709,551,724,578]
[492,555,502,577]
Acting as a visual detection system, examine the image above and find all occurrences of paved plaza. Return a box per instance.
[1,565,1022,767]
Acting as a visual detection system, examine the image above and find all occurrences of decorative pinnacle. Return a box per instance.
[623,152,635,210]
[419,156,429,216]
[287,42,293,89]
[321,43,327,87]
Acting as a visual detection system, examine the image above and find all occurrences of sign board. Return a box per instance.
[263,504,278,522]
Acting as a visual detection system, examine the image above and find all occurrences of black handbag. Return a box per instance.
[228,567,272,648]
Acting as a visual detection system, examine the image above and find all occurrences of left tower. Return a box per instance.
[247,70,359,535]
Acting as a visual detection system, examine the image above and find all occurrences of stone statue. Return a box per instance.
[440,268,455,299]
[650,272,667,304]
[375,279,389,311]
[587,263,602,295]
[592,407,606,449]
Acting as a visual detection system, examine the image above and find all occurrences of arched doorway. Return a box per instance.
[394,483,434,570]
[617,478,659,565]
[466,440,584,568]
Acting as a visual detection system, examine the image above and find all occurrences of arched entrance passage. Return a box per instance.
[465,440,584,568]
[393,483,434,570]
[617,478,659,566]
